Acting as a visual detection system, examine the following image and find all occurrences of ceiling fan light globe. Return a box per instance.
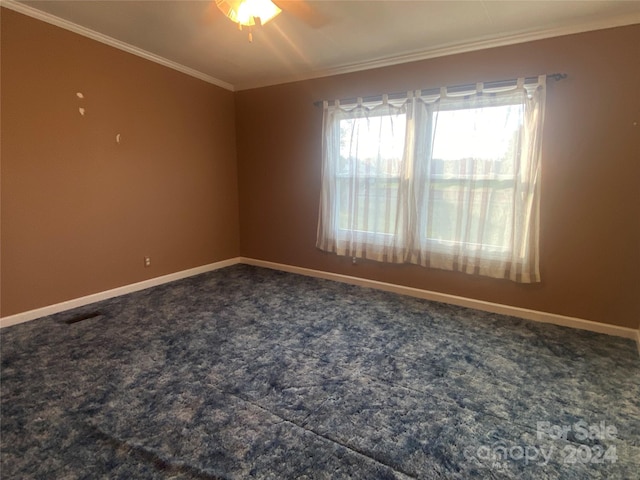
[216,0,281,27]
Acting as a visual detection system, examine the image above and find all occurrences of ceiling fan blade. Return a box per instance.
[275,1,330,28]
[202,1,225,25]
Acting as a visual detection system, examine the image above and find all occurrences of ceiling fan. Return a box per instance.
[215,0,328,41]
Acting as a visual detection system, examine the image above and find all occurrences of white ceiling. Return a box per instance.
[7,0,640,90]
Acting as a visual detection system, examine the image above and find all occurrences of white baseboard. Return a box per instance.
[0,257,242,328]
[2,255,638,351]
[240,257,640,342]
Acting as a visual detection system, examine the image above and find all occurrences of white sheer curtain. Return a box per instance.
[317,77,546,283]
[316,95,414,263]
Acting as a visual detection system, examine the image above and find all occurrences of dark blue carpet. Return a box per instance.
[1,265,639,479]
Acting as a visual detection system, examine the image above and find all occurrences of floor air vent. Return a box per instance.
[63,311,102,324]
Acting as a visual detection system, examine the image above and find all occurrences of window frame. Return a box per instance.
[332,106,407,245]
[317,77,545,283]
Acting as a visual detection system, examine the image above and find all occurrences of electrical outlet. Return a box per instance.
[144,256,151,267]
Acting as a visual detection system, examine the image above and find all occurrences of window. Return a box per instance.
[317,78,546,283]
[336,110,406,241]
[423,102,522,259]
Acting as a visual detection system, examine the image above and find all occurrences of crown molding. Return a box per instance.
[0,0,235,91]
[234,11,640,91]
[2,0,638,93]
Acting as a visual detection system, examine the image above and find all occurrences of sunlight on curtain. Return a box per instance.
[317,77,546,282]
[317,95,412,262]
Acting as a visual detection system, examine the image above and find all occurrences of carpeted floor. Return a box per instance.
[1,264,639,479]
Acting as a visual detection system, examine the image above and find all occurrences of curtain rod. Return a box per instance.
[313,73,567,107]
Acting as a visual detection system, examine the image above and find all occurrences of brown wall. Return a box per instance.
[236,25,640,329]
[1,9,240,316]
[2,8,638,330]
